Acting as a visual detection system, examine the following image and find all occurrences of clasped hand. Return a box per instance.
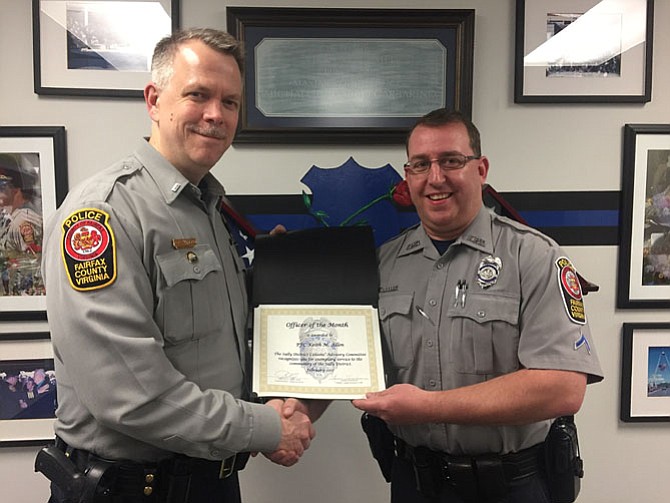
[263,398,316,466]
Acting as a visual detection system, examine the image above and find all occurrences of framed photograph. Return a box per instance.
[0,126,68,321]
[621,323,670,422]
[226,7,475,144]
[617,124,670,308]
[514,0,653,103]
[0,337,56,446]
[33,0,180,97]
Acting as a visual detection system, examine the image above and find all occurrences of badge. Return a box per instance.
[556,257,586,325]
[477,255,502,288]
[61,208,116,291]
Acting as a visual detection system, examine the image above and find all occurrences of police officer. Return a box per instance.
[353,109,603,503]
[40,29,315,503]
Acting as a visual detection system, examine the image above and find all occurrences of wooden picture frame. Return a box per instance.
[0,126,68,321]
[227,7,474,144]
[33,0,180,97]
[617,124,670,308]
[514,0,653,103]
[621,323,670,422]
[0,335,56,446]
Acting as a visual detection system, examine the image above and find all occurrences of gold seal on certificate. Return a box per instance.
[252,305,386,400]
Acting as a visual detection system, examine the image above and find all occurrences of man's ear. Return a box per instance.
[145,83,160,120]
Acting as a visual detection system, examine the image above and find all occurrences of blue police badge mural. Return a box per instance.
[301,157,417,246]
[298,317,341,383]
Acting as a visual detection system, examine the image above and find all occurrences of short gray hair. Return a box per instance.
[151,28,244,89]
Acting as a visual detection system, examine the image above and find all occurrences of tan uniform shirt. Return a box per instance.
[378,206,603,456]
[43,140,280,462]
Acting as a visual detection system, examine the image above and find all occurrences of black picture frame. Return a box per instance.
[226,7,475,144]
[0,335,56,446]
[0,126,68,321]
[621,322,670,423]
[514,0,653,103]
[617,124,670,309]
[32,0,180,98]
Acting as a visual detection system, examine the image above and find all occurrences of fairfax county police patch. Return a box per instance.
[555,256,586,325]
[61,208,116,291]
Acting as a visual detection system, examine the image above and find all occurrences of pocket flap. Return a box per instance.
[448,293,519,325]
[156,244,222,288]
[379,293,414,320]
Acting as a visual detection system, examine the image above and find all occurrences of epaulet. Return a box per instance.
[74,157,143,203]
[491,211,558,248]
[379,222,421,248]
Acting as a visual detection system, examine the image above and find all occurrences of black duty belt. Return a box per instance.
[395,437,542,481]
[394,437,544,500]
[54,436,249,499]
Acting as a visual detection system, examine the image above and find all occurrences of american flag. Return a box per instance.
[219,200,257,268]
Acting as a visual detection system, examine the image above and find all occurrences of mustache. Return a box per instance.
[188,125,226,140]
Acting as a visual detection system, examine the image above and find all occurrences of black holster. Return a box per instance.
[35,445,117,503]
[360,413,395,482]
[544,416,583,503]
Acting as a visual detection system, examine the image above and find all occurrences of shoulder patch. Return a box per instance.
[555,256,586,325]
[60,208,116,291]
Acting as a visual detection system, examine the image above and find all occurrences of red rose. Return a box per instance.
[391,180,413,207]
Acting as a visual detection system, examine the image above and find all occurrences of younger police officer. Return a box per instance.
[40,29,314,503]
[353,109,603,503]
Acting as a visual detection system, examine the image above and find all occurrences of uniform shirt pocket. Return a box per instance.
[379,293,415,369]
[156,245,225,345]
[447,293,520,375]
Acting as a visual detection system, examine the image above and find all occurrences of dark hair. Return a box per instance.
[151,28,244,88]
[405,108,482,156]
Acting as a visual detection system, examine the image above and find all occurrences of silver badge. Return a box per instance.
[477,256,502,288]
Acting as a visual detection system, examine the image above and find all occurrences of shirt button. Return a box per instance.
[477,310,486,318]
[436,263,444,270]
[426,340,434,347]
[211,450,221,457]
[193,266,201,274]
[143,487,153,496]
[429,380,437,387]
[429,299,437,306]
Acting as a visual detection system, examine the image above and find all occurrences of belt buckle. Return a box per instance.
[219,454,236,479]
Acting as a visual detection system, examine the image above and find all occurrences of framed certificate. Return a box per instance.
[226,7,474,143]
[252,305,385,400]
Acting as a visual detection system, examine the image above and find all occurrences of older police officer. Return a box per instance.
[354,109,603,503]
[40,29,314,503]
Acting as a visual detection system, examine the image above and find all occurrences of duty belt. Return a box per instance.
[394,437,544,500]
[54,436,249,500]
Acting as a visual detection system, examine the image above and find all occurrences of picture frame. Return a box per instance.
[621,323,670,423]
[226,7,475,144]
[32,0,180,98]
[617,124,670,308]
[514,0,654,103]
[0,336,56,446]
[0,126,68,321]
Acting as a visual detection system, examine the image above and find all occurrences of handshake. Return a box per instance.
[262,398,323,467]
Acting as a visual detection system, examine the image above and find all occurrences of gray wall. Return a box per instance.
[1,0,669,502]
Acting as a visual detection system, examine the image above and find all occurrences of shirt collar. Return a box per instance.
[396,206,495,258]
[133,139,226,205]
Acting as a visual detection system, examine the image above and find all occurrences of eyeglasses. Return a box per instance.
[403,154,481,175]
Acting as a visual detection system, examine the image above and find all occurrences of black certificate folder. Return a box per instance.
[251,226,379,307]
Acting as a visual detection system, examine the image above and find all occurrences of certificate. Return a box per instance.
[252,305,386,400]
